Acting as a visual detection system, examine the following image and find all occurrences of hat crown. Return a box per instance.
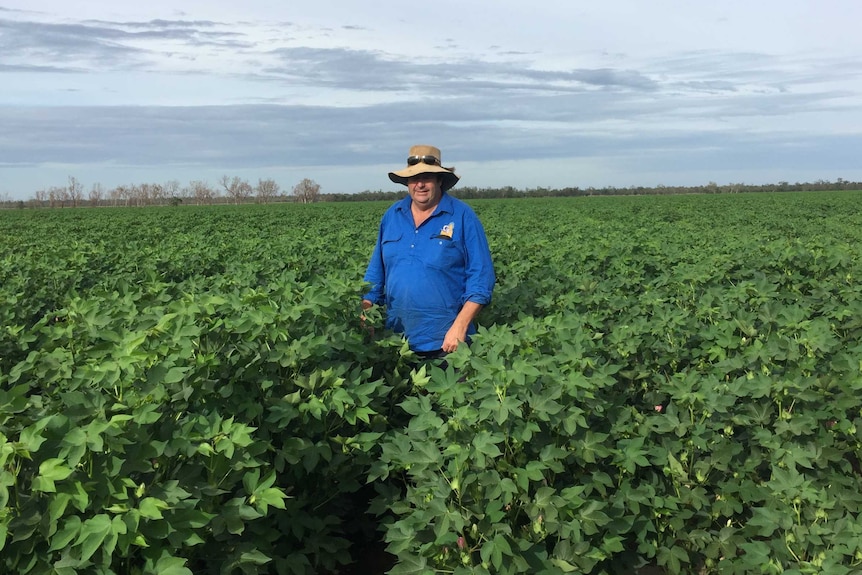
[408,145,442,163]
[389,144,460,191]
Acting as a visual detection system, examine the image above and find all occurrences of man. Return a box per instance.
[362,145,495,358]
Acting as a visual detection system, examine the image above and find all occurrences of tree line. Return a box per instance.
[2,176,322,209]
[2,176,860,209]
[328,178,862,202]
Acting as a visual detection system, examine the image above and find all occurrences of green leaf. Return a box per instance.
[667,453,687,480]
[747,506,781,537]
[139,497,166,520]
[39,458,75,482]
[147,554,192,575]
[386,553,430,575]
[48,493,72,525]
[18,418,51,452]
[75,514,112,562]
[472,432,503,458]
[657,545,689,575]
[33,458,74,492]
[238,550,271,565]
[49,517,82,552]
[550,558,579,573]
[242,468,261,494]
[254,487,287,510]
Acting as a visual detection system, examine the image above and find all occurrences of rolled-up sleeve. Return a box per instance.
[461,213,495,306]
[363,221,386,305]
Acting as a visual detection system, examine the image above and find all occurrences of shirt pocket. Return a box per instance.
[426,238,463,271]
[381,232,403,267]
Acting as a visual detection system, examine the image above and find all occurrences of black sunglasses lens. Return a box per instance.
[407,155,438,166]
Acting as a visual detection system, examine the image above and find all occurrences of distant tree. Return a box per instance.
[34,189,47,208]
[67,176,84,207]
[47,186,66,208]
[108,185,132,207]
[189,180,215,205]
[219,175,253,204]
[131,184,147,206]
[293,178,321,204]
[132,183,166,206]
[255,178,280,203]
[150,183,166,205]
[164,180,181,203]
[89,183,104,206]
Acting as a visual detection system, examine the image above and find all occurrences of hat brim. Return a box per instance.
[389,164,459,191]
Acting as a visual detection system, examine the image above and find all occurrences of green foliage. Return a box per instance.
[2,193,862,574]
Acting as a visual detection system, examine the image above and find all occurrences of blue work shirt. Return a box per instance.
[363,193,495,352]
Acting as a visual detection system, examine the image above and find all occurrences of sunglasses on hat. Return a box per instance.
[407,155,440,166]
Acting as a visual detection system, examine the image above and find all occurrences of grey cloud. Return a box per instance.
[3,13,825,105]
[0,62,87,73]
[1,101,860,197]
[0,16,252,71]
[0,98,851,170]
[675,80,738,92]
[650,50,862,95]
[89,18,225,29]
[263,47,407,90]
[0,19,144,65]
[524,67,659,90]
[261,46,660,94]
[81,18,253,48]
[653,50,776,74]
[1,40,853,169]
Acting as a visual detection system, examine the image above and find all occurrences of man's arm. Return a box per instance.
[442,301,484,353]
[461,212,495,309]
[363,213,389,306]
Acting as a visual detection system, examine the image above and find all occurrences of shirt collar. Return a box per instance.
[396,191,453,215]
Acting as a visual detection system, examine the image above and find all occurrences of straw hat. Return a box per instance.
[388,145,460,191]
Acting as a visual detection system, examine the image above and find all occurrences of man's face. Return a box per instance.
[407,173,443,210]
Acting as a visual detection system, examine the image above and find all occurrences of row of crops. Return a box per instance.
[2,192,862,574]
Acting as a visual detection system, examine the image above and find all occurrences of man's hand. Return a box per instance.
[442,325,468,353]
[360,299,375,337]
[442,301,484,353]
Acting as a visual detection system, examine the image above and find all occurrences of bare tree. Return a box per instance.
[150,183,165,205]
[130,184,146,206]
[164,180,181,203]
[108,185,128,207]
[255,178,280,203]
[67,176,84,208]
[292,178,321,204]
[47,185,67,208]
[189,180,215,205]
[219,175,253,204]
[56,184,71,207]
[89,183,104,206]
[34,189,47,208]
[136,183,165,206]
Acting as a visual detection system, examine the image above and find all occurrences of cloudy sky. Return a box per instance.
[1,1,861,200]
